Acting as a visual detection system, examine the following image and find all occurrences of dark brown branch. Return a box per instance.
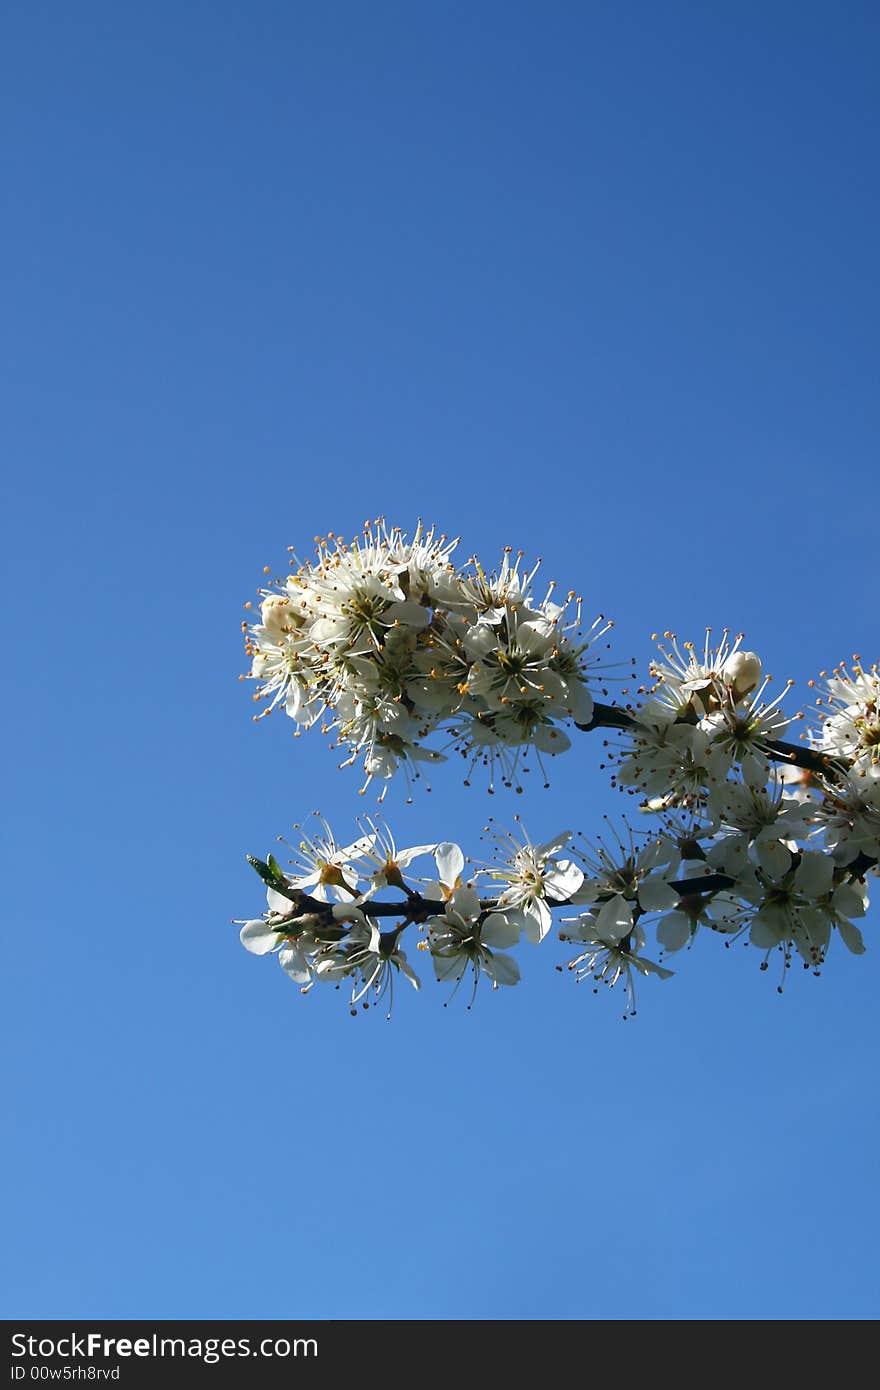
[255,851,876,944]
[255,867,754,936]
[576,701,843,777]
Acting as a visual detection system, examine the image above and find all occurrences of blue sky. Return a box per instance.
[3,2,879,1320]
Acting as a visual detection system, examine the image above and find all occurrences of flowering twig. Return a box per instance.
[577,701,842,778]
[236,522,878,1016]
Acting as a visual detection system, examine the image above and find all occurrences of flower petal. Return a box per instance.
[545,859,584,900]
[434,842,464,887]
[447,885,481,925]
[481,950,521,986]
[532,724,571,755]
[239,920,283,955]
[836,918,866,955]
[481,912,522,949]
[794,852,834,899]
[656,911,691,953]
[637,874,679,912]
[432,950,467,983]
[594,894,634,942]
[754,839,791,880]
[278,944,312,983]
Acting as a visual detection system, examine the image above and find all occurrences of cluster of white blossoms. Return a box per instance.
[610,629,794,804]
[243,520,610,794]
[238,817,588,1015]
[238,782,874,1018]
[812,659,880,769]
[238,524,877,1017]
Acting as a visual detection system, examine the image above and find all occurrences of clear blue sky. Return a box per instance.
[3,1,879,1320]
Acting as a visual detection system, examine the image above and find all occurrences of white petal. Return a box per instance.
[432,950,467,982]
[532,669,567,704]
[406,678,455,713]
[638,836,675,871]
[463,624,498,658]
[239,920,283,955]
[408,744,446,765]
[340,834,376,860]
[519,900,552,945]
[708,833,750,877]
[634,698,678,728]
[481,950,521,986]
[677,859,715,881]
[434,842,464,887]
[383,600,431,628]
[656,911,691,953]
[310,617,344,645]
[836,918,866,955]
[544,859,584,900]
[594,894,634,942]
[284,683,304,718]
[567,880,600,906]
[331,903,369,929]
[563,679,594,723]
[395,952,422,989]
[742,755,769,789]
[266,887,297,916]
[481,912,523,949]
[629,955,674,980]
[447,885,481,925]
[278,945,311,983]
[832,883,867,920]
[794,852,834,899]
[704,892,742,930]
[287,869,321,892]
[796,907,830,959]
[750,906,786,948]
[637,874,679,912]
[532,724,571,755]
[754,839,792,880]
[395,844,437,867]
[536,831,573,857]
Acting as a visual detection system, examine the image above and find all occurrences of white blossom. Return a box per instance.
[245,521,607,794]
[817,766,880,865]
[238,536,876,1015]
[748,850,867,970]
[560,910,673,1017]
[315,920,421,1017]
[647,630,761,720]
[426,886,521,999]
[814,659,880,768]
[571,825,680,915]
[277,816,375,902]
[350,818,437,890]
[701,684,793,781]
[614,713,731,808]
[482,820,584,943]
[708,774,816,878]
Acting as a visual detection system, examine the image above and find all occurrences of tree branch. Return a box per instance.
[576,701,842,777]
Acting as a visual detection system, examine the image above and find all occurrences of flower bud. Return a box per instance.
[260,594,294,634]
[724,650,762,700]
